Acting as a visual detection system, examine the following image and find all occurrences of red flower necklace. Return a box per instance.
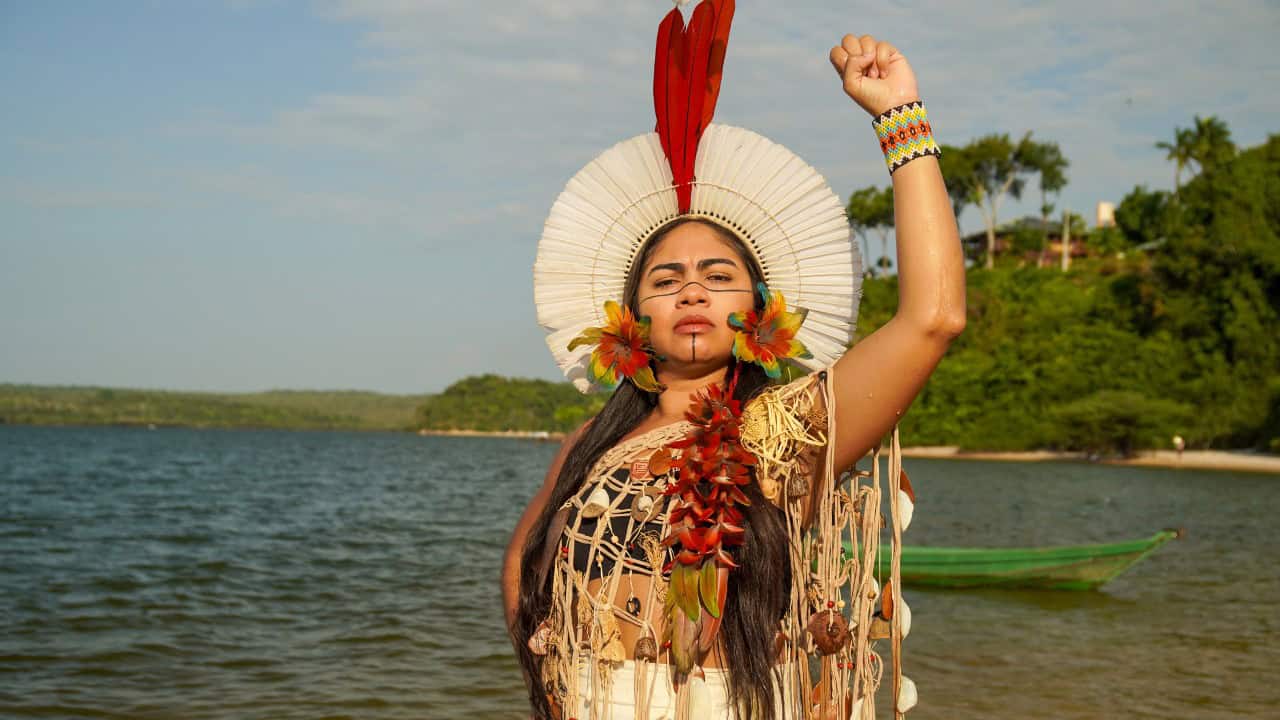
[644,282,812,678]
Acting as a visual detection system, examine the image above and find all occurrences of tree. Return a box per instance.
[1155,126,1195,198]
[1114,184,1173,248]
[1157,114,1237,198]
[1087,225,1128,257]
[845,185,895,276]
[937,144,976,220]
[938,132,1039,269]
[414,374,604,432]
[1051,390,1193,458]
[1150,133,1280,447]
[1060,208,1086,271]
[855,132,1280,453]
[1020,140,1069,264]
[1187,114,1237,175]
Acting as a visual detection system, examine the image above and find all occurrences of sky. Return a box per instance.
[2,0,1277,395]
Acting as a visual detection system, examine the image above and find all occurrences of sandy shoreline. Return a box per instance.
[416,428,565,440]
[901,446,1280,474]
[417,430,1280,474]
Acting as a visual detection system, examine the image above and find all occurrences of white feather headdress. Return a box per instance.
[533,0,862,393]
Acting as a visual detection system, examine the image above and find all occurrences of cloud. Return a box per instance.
[164,0,1277,296]
[9,0,1275,392]
[0,181,164,209]
[23,1,1280,245]
[179,93,440,153]
[187,164,428,228]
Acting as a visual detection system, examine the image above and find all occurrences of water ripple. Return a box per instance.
[1,426,1276,718]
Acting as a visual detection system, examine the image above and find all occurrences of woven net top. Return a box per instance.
[559,420,694,584]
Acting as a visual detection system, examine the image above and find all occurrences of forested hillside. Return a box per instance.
[414,375,605,433]
[0,386,426,431]
[7,130,1274,454]
[866,133,1279,453]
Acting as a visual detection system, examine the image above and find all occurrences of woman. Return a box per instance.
[502,4,965,718]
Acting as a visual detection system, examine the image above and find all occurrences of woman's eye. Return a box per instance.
[708,274,732,282]
[654,279,676,288]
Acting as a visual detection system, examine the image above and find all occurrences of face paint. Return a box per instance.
[638,280,752,305]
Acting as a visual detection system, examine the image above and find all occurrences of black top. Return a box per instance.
[565,465,671,581]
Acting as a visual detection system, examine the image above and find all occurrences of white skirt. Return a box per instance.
[571,658,802,720]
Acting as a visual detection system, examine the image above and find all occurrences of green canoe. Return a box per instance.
[843,529,1183,591]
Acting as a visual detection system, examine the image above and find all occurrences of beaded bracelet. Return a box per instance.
[871,100,941,175]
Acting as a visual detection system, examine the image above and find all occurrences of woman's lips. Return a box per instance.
[674,316,713,334]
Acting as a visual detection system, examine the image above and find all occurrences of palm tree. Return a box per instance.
[1021,139,1069,265]
[1188,114,1236,174]
[1157,116,1235,199]
[1156,127,1196,198]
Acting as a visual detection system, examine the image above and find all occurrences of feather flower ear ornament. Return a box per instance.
[728,281,814,378]
[567,300,665,393]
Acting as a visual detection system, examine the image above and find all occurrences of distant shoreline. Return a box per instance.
[901,446,1280,474]
[7,423,1275,474]
[412,430,1280,474]
[415,428,566,441]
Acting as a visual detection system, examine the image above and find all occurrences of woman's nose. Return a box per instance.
[676,280,710,306]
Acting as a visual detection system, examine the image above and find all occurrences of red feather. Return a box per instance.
[653,9,677,158]
[651,0,736,213]
[666,13,688,192]
[701,0,735,131]
[678,1,716,211]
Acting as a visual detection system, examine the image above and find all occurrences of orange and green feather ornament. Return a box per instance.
[648,281,814,682]
[648,381,752,683]
[728,281,813,378]
[567,300,664,393]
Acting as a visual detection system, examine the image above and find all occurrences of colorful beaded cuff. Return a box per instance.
[871,100,941,175]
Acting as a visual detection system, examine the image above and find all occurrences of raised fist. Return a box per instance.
[829,34,920,117]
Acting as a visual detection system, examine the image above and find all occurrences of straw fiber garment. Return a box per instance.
[535,370,909,719]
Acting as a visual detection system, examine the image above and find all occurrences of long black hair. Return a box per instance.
[512,218,793,719]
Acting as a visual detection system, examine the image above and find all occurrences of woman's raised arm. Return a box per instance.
[826,34,967,474]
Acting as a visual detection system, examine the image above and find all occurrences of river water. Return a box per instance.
[1,425,1276,719]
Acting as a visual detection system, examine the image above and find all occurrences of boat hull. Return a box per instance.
[848,530,1181,591]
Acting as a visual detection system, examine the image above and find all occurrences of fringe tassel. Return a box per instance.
[673,680,690,720]
[539,369,910,719]
[541,553,577,719]
[889,425,905,719]
[850,454,882,712]
[633,659,652,719]
[755,369,903,719]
